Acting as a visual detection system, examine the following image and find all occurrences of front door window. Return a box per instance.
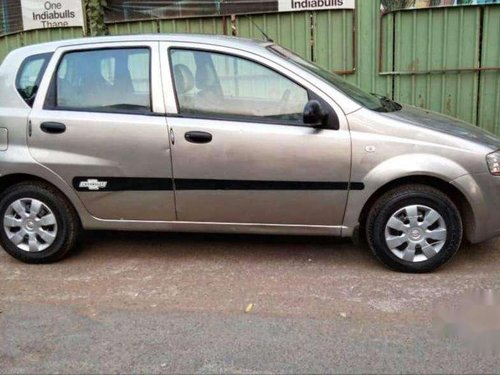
[170,48,309,124]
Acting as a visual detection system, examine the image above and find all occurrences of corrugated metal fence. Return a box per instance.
[381,5,500,134]
[1,0,499,134]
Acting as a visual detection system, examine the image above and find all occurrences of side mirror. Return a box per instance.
[303,100,328,128]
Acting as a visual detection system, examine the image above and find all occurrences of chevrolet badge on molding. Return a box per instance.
[78,179,108,191]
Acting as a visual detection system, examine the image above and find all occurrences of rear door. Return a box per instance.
[28,41,176,221]
[160,43,352,229]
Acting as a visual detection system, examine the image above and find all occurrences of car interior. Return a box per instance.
[171,49,308,122]
[56,49,151,112]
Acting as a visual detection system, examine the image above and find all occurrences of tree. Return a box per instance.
[381,0,417,11]
[85,0,109,36]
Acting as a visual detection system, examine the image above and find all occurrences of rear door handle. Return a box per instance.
[40,122,66,134]
[185,131,212,144]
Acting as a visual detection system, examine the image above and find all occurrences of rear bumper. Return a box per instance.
[451,173,500,244]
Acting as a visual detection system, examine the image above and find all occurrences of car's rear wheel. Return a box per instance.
[366,184,462,273]
[0,182,80,263]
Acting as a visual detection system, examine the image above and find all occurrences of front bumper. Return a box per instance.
[451,173,500,244]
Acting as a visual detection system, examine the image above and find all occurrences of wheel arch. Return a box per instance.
[0,173,83,226]
[358,175,475,242]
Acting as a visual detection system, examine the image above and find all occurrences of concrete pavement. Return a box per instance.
[1,232,499,373]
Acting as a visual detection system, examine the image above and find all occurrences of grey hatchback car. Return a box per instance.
[0,34,499,272]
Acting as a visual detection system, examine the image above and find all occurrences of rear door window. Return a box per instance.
[16,53,52,107]
[53,48,151,114]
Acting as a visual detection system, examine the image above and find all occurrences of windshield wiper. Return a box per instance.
[371,93,402,112]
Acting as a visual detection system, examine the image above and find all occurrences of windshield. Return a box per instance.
[269,45,401,112]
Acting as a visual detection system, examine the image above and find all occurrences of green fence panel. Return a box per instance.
[107,21,158,35]
[233,12,311,61]
[393,7,481,125]
[107,17,227,37]
[377,12,394,98]
[0,33,23,62]
[313,10,353,73]
[0,27,83,63]
[354,0,392,97]
[159,17,226,35]
[478,6,500,135]
[22,27,84,46]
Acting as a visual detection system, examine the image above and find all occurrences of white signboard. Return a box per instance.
[21,0,85,31]
[279,0,355,12]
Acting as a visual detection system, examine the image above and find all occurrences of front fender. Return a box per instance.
[452,173,500,243]
[342,153,470,236]
[363,153,469,187]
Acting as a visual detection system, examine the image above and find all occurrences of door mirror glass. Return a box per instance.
[303,100,328,127]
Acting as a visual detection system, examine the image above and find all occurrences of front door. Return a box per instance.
[162,45,352,227]
[28,42,176,221]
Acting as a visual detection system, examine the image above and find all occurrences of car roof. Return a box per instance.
[12,34,273,56]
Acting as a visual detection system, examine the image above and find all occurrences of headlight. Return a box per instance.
[487,151,500,176]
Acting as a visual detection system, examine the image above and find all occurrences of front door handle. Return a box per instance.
[40,122,66,134]
[185,131,212,144]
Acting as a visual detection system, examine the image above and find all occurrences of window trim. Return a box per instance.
[43,46,154,116]
[167,47,339,130]
[16,52,53,107]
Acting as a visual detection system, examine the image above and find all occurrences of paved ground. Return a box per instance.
[1,231,499,374]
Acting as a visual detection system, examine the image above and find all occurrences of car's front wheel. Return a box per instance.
[366,184,463,273]
[0,182,80,263]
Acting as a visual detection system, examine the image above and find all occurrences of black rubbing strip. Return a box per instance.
[174,179,351,191]
[349,182,365,191]
[73,177,365,192]
[73,177,173,192]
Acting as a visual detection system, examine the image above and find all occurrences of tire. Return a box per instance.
[0,182,80,264]
[366,184,462,273]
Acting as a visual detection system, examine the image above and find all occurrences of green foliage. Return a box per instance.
[381,0,417,11]
[85,0,108,36]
